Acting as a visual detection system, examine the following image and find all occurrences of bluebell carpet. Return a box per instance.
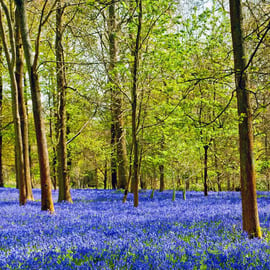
[0,188,269,269]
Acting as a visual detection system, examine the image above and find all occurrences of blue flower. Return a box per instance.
[0,189,269,269]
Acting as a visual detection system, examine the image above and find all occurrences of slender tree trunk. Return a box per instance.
[266,132,270,191]
[50,129,57,190]
[56,0,72,203]
[23,73,34,188]
[213,142,221,192]
[159,134,165,192]
[232,174,235,191]
[108,0,117,190]
[227,175,231,191]
[131,0,142,207]
[15,10,33,201]
[186,178,190,191]
[108,0,128,189]
[123,146,133,203]
[212,93,221,192]
[229,0,261,238]
[159,164,165,192]
[0,43,3,188]
[95,166,98,189]
[108,6,118,189]
[66,112,72,188]
[264,118,270,191]
[104,160,107,189]
[0,5,26,204]
[116,123,129,189]
[203,145,208,196]
[111,122,117,189]
[15,0,54,212]
[15,146,19,189]
[48,77,57,190]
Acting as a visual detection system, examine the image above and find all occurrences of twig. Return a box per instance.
[66,107,98,145]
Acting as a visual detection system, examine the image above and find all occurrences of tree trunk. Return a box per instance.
[203,145,208,196]
[159,133,165,192]
[104,160,107,189]
[66,112,72,188]
[213,142,221,192]
[159,164,165,192]
[131,0,142,207]
[0,43,3,188]
[56,0,72,203]
[232,174,235,191]
[52,150,57,190]
[186,178,190,191]
[48,82,57,190]
[0,6,26,204]
[95,166,98,189]
[15,10,33,201]
[116,123,129,189]
[227,175,231,191]
[122,147,133,202]
[15,0,54,212]
[229,0,261,238]
[108,0,128,189]
[23,73,34,188]
[111,122,117,189]
[264,119,270,191]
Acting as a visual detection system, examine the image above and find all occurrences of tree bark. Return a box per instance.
[15,0,54,212]
[66,112,72,188]
[108,0,128,189]
[15,10,33,201]
[111,122,117,189]
[203,145,208,196]
[104,160,107,189]
[0,5,26,204]
[159,133,165,192]
[213,142,221,192]
[159,164,165,192]
[227,175,231,191]
[56,0,72,203]
[49,105,57,190]
[116,123,129,189]
[229,0,261,238]
[0,43,3,188]
[131,0,142,207]
[109,4,118,190]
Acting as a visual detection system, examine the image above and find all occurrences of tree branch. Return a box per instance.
[243,21,270,74]
[33,0,58,69]
[0,0,15,66]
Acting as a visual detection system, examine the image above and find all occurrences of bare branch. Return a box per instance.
[0,0,16,65]
[243,21,270,74]
[33,0,58,69]
[66,107,98,145]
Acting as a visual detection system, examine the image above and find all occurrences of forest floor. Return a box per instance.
[0,188,270,269]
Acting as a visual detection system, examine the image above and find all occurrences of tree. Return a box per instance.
[131,0,142,207]
[0,42,3,188]
[0,1,26,205]
[229,0,261,238]
[55,0,72,203]
[15,0,55,212]
[159,133,165,192]
[108,0,119,190]
[15,9,33,201]
[107,0,129,190]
